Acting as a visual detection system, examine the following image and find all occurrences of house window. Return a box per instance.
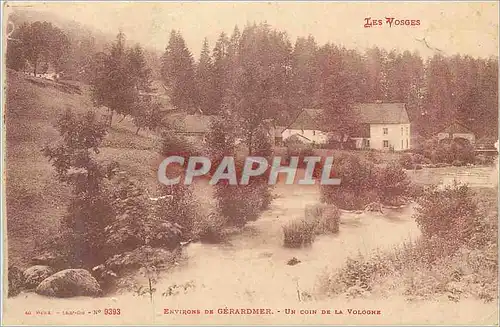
[383,140,389,148]
[406,127,409,136]
[401,140,403,149]
[406,139,409,149]
[383,128,388,135]
[363,139,370,148]
[313,130,316,136]
[401,127,404,136]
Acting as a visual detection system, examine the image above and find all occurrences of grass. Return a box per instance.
[318,187,498,302]
[4,70,168,268]
[283,203,341,248]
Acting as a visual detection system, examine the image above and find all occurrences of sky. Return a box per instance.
[5,1,499,60]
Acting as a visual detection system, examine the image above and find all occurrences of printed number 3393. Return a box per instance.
[104,308,121,315]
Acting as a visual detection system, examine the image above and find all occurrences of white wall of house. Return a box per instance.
[369,123,411,151]
[354,123,411,151]
[282,128,328,144]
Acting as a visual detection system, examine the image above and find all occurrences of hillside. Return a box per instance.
[5,70,161,268]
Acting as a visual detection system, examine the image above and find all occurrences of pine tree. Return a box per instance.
[196,38,216,114]
[161,30,199,113]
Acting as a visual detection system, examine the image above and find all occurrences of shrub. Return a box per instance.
[475,154,495,166]
[413,182,480,245]
[399,153,413,169]
[156,130,198,159]
[285,140,314,167]
[304,203,341,234]
[375,161,412,204]
[320,154,380,210]
[192,213,227,243]
[452,159,465,167]
[283,219,316,248]
[104,178,185,259]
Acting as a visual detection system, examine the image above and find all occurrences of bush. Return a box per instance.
[452,159,465,167]
[283,219,316,248]
[375,161,412,204]
[285,140,314,167]
[475,154,495,166]
[304,203,341,234]
[192,213,227,243]
[413,182,480,245]
[399,153,413,169]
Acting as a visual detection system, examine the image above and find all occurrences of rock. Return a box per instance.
[8,265,24,297]
[23,265,55,289]
[287,257,301,266]
[36,269,102,298]
[364,202,383,213]
[31,252,66,268]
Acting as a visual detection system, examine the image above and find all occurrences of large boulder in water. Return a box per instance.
[36,269,102,298]
[23,265,55,289]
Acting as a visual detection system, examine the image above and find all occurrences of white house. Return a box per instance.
[351,102,411,151]
[281,109,328,145]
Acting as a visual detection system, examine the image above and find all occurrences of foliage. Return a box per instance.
[91,32,152,126]
[6,21,70,74]
[132,99,163,134]
[192,213,227,243]
[161,30,199,112]
[416,138,475,164]
[413,182,480,245]
[375,161,412,204]
[42,109,116,268]
[105,177,183,257]
[304,203,341,234]
[282,219,316,248]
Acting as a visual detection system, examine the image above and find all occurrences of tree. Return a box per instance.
[161,30,199,112]
[315,44,358,147]
[195,38,216,114]
[212,32,231,114]
[132,99,163,135]
[6,21,70,75]
[43,109,117,267]
[227,23,292,154]
[90,31,139,125]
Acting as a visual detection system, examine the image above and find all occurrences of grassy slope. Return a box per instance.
[5,70,160,268]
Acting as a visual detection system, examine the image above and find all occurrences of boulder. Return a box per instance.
[23,265,55,289]
[36,269,102,298]
[31,252,66,268]
[364,202,383,213]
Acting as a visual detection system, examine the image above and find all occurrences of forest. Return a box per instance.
[6,18,499,142]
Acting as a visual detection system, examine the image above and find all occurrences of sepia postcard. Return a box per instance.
[1,1,499,325]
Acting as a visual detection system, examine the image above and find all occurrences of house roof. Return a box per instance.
[285,108,323,131]
[352,103,410,124]
[439,121,474,135]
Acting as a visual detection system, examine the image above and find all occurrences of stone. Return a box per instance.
[36,269,102,298]
[287,257,301,266]
[23,265,55,289]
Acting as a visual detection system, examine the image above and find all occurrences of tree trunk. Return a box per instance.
[136,127,140,135]
[118,115,127,123]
